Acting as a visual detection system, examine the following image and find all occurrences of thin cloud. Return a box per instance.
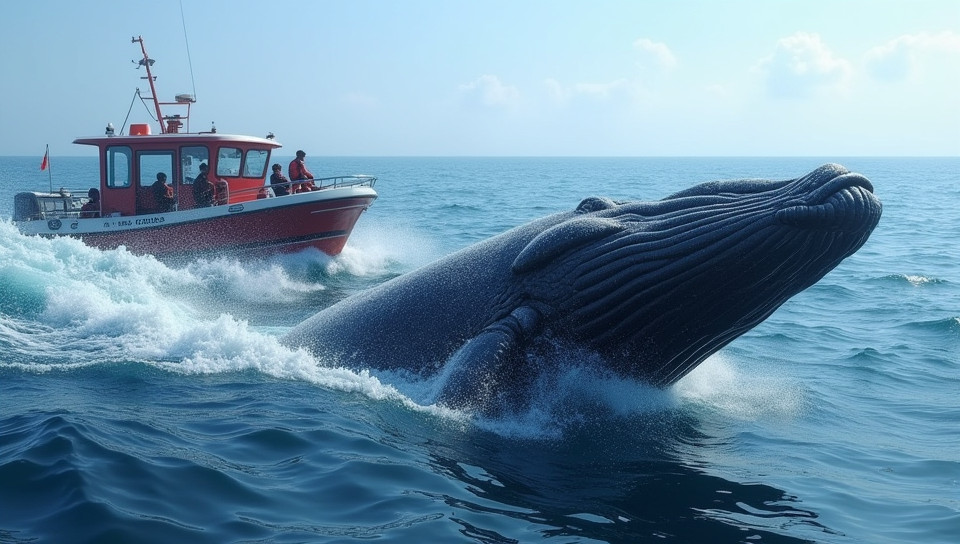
[543,78,632,106]
[755,32,852,99]
[544,38,672,106]
[458,74,520,108]
[865,31,960,82]
[633,38,678,69]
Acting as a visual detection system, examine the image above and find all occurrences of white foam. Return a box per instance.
[0,221,464,419]
[426,353,683,440]
[345,217,446,272]
[903,274,935,286]
[674,353,806,421]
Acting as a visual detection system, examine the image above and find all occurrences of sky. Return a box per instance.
[1,0,958,156]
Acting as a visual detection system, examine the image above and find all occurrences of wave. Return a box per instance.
[0,221,455,428]
[438,203,484,212]
[872,273,950,287]
[0,220,441,399]
[3,312,801,443]
[369,350,805,440]
[1,315,462,421]
[894,316,960,335]
[0,226,463,420]
[0,215,440,318]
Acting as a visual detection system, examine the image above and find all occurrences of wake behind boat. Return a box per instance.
[13,36,377,260]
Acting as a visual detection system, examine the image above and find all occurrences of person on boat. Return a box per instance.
[192,163,216,207]
[79,188,100,218]
[152,172,176,212]
[270,163,290,196]
[288,150,318,192]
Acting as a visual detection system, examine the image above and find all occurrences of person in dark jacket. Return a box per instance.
[270,163,290,196]
[153,172,175,212]
[79,188,100,218]
[193,163,215,207]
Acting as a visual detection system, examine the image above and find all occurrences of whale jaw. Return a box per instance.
[777,172,881,231]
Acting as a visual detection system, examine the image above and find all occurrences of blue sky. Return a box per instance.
[2,0,957,156]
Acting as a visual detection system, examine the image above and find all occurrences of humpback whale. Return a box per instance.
[283,164,882,411]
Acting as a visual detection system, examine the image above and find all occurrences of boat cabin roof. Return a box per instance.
[74,132,282,149]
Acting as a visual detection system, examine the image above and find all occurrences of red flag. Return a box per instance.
[40,146,49,171]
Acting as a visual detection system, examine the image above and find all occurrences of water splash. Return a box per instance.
[674,354,806,422]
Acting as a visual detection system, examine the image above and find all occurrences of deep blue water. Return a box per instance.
[1,156,957,543]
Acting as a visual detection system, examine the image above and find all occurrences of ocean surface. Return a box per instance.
[0,156,957,543]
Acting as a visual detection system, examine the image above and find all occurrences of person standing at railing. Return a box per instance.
[288,150,319,192]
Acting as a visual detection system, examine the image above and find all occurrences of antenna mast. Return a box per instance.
[132,36,166,133]
[131,36,194,134]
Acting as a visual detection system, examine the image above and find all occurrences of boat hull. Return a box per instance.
[16,187,377,260]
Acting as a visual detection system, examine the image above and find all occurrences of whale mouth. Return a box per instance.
[776,173,881,231]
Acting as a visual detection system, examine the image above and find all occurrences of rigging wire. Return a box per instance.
[180,0,198,101]
[121,88,155,135]
[137,89,159,121]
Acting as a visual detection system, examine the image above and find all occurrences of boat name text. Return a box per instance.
[95,216,165,229]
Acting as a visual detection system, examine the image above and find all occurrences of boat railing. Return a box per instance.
[14,175,378,221]
[315,175,378,189]
[229,174,378,200]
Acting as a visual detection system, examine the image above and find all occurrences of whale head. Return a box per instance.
[513,163,882,386]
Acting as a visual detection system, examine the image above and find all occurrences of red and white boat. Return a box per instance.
[13,36,377,260]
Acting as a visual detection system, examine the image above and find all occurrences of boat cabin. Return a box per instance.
[72,128,282,218]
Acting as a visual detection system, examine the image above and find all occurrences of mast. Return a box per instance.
[131,36,194,134]
[132,36,167,133]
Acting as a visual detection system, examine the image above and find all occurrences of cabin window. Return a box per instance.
[106,146,132,188]
[138,151,175,188]
[217,147,242,177]
[243,149,269,178]
[180,146,209,183]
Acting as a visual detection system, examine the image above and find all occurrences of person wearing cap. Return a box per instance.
[288,150,317,193]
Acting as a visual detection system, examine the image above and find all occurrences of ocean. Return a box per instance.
[0,156,957,543]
